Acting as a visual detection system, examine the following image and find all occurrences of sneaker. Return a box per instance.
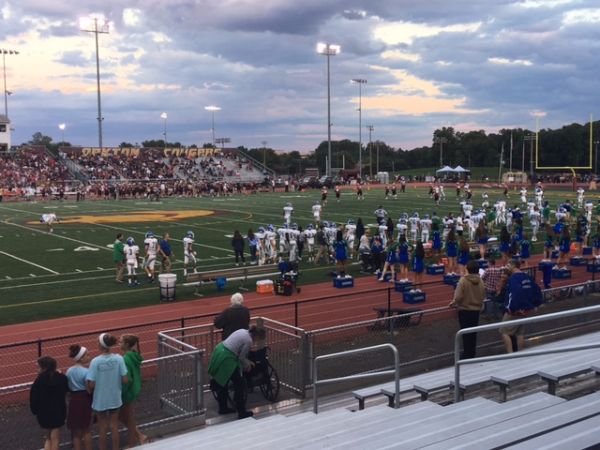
[238,411,254,419]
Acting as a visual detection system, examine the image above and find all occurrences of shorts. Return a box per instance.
[499,312,526,336]
[126,259,138,269]
[145,254,157,270]
[184,253,197,265]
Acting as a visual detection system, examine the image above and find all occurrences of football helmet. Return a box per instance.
[186,230,195,239]
[126,237,135,246]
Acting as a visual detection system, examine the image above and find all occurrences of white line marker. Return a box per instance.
[75,269,82,272]
[0,251,60,274]
[211,256,219,259]
[46,248,65,252]
[97,267,104,270]
[29,274,36,277]
[5,276,11,280]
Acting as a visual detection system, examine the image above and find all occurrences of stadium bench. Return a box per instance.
[368,307,423,331]
[184,263,281,296]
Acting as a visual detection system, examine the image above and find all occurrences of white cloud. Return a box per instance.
[122,8,142,27]
[381,49,421,62]
[521,0,581,9]
[488,57,533,66]
[562,8,600,25]
[373,20,481,46]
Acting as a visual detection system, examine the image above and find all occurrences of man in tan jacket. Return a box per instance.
[449,260,486,359]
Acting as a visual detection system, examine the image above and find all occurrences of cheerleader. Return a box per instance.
[520,233,531,261]
[499,226,511,264]
[558,226,571,267]
[445,228,458,275]
[543,224,554,260]
[412,240,425,285]
[475,221,489,260]
[378,238,398,282]
[397,234,411,281]
[333,230,349,277]
[458,237,470,275]
[431,222,442,263]
[593,224,600,257]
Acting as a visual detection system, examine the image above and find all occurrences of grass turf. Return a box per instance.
[0,186,595,326]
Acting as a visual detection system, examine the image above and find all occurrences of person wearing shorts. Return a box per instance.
[86,333,128,450]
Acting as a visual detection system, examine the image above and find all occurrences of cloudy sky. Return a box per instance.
[1,0,599,151]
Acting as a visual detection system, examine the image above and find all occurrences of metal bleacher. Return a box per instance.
[141,328,600,450]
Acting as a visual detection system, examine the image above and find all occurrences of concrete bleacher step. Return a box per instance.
[290,397,496,450]
[503,413,600,449]
[247,401,445,450]
[333,393,563,450]
[420,391,600,450]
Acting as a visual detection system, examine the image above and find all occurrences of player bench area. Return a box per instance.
[183,263,282,295]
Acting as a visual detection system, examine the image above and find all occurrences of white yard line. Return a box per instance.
[2,221,110,251]
[0,251,60,275]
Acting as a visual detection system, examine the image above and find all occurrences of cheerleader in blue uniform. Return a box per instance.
[475,221,489,260]
[543,224,554,259]
[445,228,458,275]
[333,230,349,277]
[398,234,411,281]
[558,226,571,267]
[412,240,425,285]
[520,233,531,261]
[379,238,399,282]
[458,237,470,275]
[594,224,600,258]
[499,226,511,264]
[431,222,442,263]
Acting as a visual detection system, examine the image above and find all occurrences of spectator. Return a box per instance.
[449,260,486,359]
[113,233,125,283]
[499,261,543,353]
[159,232,173,273]
[30,356,69,450]
[247,228,258,265]
[66,345,93,450]
[214,293,251,340]
[314,225,328,265]
[119,335,147,447]
[86,333,128,450]
[208,326,266,419]
[356,218,365,245]
[231,230,246,266]
[371,235,385,272]
[358,229,372,272]
[481,258,504,317]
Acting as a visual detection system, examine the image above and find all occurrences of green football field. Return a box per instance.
[0,186,595,326]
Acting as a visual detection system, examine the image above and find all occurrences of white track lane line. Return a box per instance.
[0,251,60,275]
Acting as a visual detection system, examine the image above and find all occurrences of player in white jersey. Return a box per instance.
[379,222,389,247]
[396,214,408,238]
[497,200,507,225]
[420,215,432,242]
[555,207,567,224]
[143,231,159,282]
[345,220,357,257]
[463,201,473,219]
[278,224,289,255]
[40,213,58,233]
[439,184,446,200]
[183,230,197,276]
[455,215,464,237]
[288,224,300,262]
[408,213,420,243]
[265,225,277,262]
[535,187,544,209]
[312,201,322,223]
[577,187,585,209]
[124,237,140,286]
[283,202,294,225]
[482,192,489,209]
[443,214,454,240]
[585,201,594,225]
[303,224,317,261]
[255,227,266,265]
[520,187,528,204]
[529,207,541,241]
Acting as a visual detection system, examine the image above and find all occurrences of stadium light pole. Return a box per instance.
[80,16,110,150]
[351,78,367,180]
[317,43,340,177]
[160,112,168,148]
[205,105,221,147]
[58,123,66,144]
[367,125,374,179]
[1,49,18,118]
[434,136,448,167]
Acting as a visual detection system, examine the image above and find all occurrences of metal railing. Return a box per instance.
[312,343,399,414]
[453,297,600,403]
[0,341,204,450]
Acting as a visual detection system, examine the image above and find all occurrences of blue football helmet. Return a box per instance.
[186,230,195,239]
[145,230,154,239]
[126,237,135,246]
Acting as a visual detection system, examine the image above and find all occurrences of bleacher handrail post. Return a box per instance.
[312,343,400,414]
[453,301,600,403]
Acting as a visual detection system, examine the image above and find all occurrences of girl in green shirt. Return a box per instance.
[119,335,147,447]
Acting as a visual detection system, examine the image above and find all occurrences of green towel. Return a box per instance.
[207,343,240,387]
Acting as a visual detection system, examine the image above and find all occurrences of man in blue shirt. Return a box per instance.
[499,261,543,353]
[159,232,173,273]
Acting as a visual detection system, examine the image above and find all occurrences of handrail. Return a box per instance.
[453,289,600,403]
[312,343,399,414]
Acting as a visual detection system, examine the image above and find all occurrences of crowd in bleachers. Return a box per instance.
[0,149,70,194]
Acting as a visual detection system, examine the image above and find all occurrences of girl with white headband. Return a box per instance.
[86,333,128,450]
[66,344,92,450]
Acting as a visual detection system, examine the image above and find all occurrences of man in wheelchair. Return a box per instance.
[208,326,266,419]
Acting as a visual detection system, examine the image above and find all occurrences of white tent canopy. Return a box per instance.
[453,165,469,173]
[436,165,455,173]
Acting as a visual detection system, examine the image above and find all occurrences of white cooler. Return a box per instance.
[158,273,177,302]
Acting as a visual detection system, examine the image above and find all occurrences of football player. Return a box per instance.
[143,231,159,282]
[183,230,197,276]
[40,213,58,233]
[283,202,294,225]
[124,237,140,286]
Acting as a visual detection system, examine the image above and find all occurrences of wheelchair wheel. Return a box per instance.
[259,363,280,402]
